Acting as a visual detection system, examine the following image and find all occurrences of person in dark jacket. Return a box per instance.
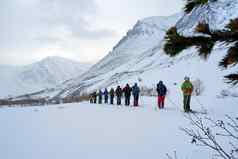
[92,91,97,104]
[109,88,115,105]
[104,88,109,104]
[132,83,140,107]
[115,86,122,105]
[123,84,132,106]
[156,81,167,109]
[98,90,103,104]
[89,93,94,103]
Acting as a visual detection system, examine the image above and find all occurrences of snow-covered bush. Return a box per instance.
[140,86,157,96]
[220,89,232,98]
[192,79,205,96]
[218,89,238,98]
[231,92,238,98]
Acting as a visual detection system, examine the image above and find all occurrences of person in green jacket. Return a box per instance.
[181,77,193,112]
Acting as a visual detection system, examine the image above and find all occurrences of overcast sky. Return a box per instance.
[1,0,184,65]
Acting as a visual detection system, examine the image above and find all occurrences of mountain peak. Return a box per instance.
[0,56,92,98]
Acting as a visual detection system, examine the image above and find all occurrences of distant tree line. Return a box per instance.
[0,94,91,107]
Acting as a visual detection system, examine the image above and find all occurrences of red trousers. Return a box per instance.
[134,99,139,107]
[158,96,165,109]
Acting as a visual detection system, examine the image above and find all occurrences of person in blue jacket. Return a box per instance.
[104,88,109,104]
[132,83,140,107]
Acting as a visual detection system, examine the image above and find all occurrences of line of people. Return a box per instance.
[89,77,194,112]
[90,83,140,107]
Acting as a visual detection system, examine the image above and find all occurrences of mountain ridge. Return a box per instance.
[0,56,91,98]
[8,1,238,100]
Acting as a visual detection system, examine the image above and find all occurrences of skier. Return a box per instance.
[156,81,167,109]
[109,88,115,105]
[98,90,103,104]
[123,84,132,106]
[89,93,94,103]
[92,91,97,104]
[132,83,140,107]
[181,77,194,112]
[104,88,109,104]
[115,86,122,105]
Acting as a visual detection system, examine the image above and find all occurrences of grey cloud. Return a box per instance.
[0,0,183,65]
[67,20,117,39]
[37,0,117,39]
[0,0,116,64]
[34,36,64,44]
[78,28,117,39]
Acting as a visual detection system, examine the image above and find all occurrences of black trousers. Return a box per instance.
[183,95,191,112]
[125,96,130,106]
[105,96,108,104]
[93,97,97,104]
[117,97,121,105]
[133,95,139,106]
[98,96,102,104]
[110,96,114,104]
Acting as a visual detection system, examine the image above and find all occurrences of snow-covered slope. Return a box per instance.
[23,13,184,99]
[83,14,181,79]
[15,0,238,100]
[176,0,238,36]
[0,57,91,98]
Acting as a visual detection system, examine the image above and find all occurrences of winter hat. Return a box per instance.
[184,76,190,81]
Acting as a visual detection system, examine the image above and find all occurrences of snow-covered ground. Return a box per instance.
[0,95,237,159]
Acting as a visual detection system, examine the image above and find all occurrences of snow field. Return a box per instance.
[0,95,237,159]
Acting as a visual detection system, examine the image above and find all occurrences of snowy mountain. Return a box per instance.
[14,0,238,100]
[176,0,238,36]
[0,56,91,98]
[16,13,183,99]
